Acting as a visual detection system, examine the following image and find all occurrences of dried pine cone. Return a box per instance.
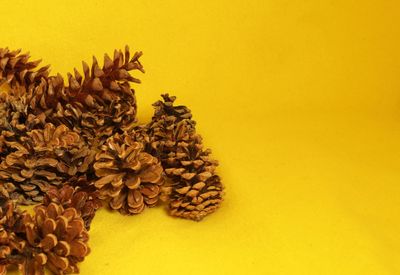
[146,95,224,221]
[43,185,102,230]
[0,48,49,89]
[21,203,90,274]
[144,94,196,157]
[0,198,26,272]
[93,133,164,215]
[45,46,144,144]
[0,123,95,205]
[164,131,223,221]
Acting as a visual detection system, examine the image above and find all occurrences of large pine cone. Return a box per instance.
[43,185,102,230]
[21,203,90,275]
[93,133,164,215]
[0,48,49,89]
[0,123,95,205]
[50,46,143,144]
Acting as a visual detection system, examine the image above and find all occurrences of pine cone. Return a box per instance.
[152,94,194,124]
[0,123,95,205]
[144,94,196,157]
[43,185,102,230]
[146,95,224,221]
[0,198,26,271]
[93,133,164,215]
[164,132,223,221]
[21,203,90,275]
[54,46,144,144]
[0,48,50,89]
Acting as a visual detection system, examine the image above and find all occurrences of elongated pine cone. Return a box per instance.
[0,123,95,205]
[22,203,90,275]
[43,185,102,230]
[0,198,26,273]
[0,48,49,89]
[48,46,144,144]
[147,95,224,221]
[94,133,164,215]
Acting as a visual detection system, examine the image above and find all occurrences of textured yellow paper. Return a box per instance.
[1,0,400,274]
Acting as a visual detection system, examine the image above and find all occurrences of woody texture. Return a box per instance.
[94,133,164,215]
[145,94,224,221]
[0,46,224,274]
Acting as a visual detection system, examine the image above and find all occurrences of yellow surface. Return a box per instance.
[1,0,400,274]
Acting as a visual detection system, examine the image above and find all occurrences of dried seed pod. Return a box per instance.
[0,48,49,89]
[21,203,90,274]
[146,95,224,221]
[0,123,95,205]
[163,132,224,221]
[93,132,164,215]
[47,46,144,144]
[43,185,102,230]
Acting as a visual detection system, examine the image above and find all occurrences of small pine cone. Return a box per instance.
[146,94,196,158]
[164,133,223,221]
[43,185,102,230]
[22,203,90,275]
[93,133,164,215]
[147,95,224,221]
[0,48,50,89]
[0,198,26,271]
[0,123,95,205]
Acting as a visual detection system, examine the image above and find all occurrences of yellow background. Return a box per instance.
[1,0,400,274]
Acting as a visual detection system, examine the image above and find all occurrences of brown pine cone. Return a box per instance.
[59,46,143,143]
[146,95,224,221]
[21,203,90,275]
[43,185,102,230]
[0,48,49,89]
[0,198,26,272]
[163,132,223,221]
[144,94,196,158]
[93,133,164,215]
[0,123,95,205]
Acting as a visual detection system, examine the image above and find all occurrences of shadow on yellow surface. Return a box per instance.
[1,0,400,274]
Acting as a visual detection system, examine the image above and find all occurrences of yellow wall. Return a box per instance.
[1,1,400,274]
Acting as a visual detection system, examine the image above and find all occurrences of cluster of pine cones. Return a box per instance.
[0,46,224,274]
